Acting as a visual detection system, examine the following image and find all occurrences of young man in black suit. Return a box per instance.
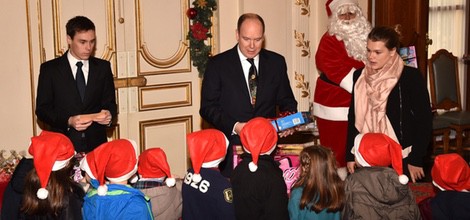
[200,13,298,177]
[35,16,117,153]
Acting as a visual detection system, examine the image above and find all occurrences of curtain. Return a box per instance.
[429,0,467,106]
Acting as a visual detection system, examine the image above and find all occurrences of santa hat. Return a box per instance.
[187,129,229,183]
[352,133,409,184]
[28,131,75,199]
[138,148,176,187]
[326,0,358,17]
[80,139,138,196]
[240,117,278,172]
[432,153,470,191]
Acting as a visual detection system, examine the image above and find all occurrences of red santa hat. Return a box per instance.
[326,0,359,17]
[80,139,138,196]
[432,153,470,191]
[240,117,278,172]
[28,131,75,199]
[352,133,409,184]
[187,129,229,183]
[138,147,176,187]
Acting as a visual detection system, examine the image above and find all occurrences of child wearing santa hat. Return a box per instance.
[21,131,85,219]
[231,117,289,220]
[343,133,421,219]
[428,153,470,219]
[182,129,235,220]
[80,139,152,220]
[133,147,182,220]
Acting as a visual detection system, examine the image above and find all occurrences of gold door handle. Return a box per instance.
[425,33,433,52]
[114,76,147,89]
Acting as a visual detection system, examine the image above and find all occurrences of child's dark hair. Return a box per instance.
[21,157,77,217]
[66,16,95,39]
[292,145,344,212]
[367,26,401,52]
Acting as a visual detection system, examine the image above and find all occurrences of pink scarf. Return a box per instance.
[354,53,404,141]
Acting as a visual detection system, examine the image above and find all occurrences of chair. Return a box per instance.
[431,117,450,156]
[428,49,470,156]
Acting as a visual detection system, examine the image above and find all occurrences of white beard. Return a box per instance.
[328,13,371,61]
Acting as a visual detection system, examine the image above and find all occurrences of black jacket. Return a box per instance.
[231,153,289,220]
[347,66,433,168]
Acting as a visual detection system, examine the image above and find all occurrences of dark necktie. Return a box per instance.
[76,61,86,101]
[247,58,258,106]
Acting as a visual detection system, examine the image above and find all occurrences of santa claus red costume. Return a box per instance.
[313,0,371,171]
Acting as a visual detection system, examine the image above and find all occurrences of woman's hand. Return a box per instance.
[408,164,424,183]
[347,161,356,174]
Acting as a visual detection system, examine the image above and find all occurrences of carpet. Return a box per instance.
[409,182,436,203]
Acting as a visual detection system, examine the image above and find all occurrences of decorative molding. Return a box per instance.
[114,76,147,89]
[26,0,42,136]
[139,115,193,153]
[51,0,117,61]
[294,30,311,58]
[294,71,310,98]
[139,82,192,111]
[135,0,189,71]
[107,124,120,140]
[294,0,310,16]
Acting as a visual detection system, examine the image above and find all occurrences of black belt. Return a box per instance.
[319,73,339,86]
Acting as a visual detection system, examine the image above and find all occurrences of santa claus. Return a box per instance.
[313,0,371,177]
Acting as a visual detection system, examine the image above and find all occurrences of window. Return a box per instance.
[428,0,467,105]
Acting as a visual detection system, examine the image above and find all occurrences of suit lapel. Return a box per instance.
[229,47,252,104]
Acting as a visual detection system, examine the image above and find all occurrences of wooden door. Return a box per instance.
[26,0,200,176]
[369,0,430,79]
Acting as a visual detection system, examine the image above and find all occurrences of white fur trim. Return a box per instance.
[107,164,138,183]
[249,162,258,172]
[313,102,349,121]
[432,180,446,191]
[192,173,202,183]
[79,158,96,179]
[139,177,165,182]
[398,175,409,185]
[352,134,370,167]
[329,0,359,15]
[202,157,225,168]
[166,177,176,187]
[339,67,356,93]
[97,185,108,196]
[36,188,49,199]
[51,155,74,171]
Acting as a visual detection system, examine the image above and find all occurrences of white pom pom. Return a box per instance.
[192,173,202,183]
[166,177,176,187]
[248,162,258,172]
[398,175,409,185]
[36,188,49,200]
[97,185,108,196]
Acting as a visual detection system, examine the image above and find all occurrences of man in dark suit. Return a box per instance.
[200,13,298,177]
[35,16,117,153]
